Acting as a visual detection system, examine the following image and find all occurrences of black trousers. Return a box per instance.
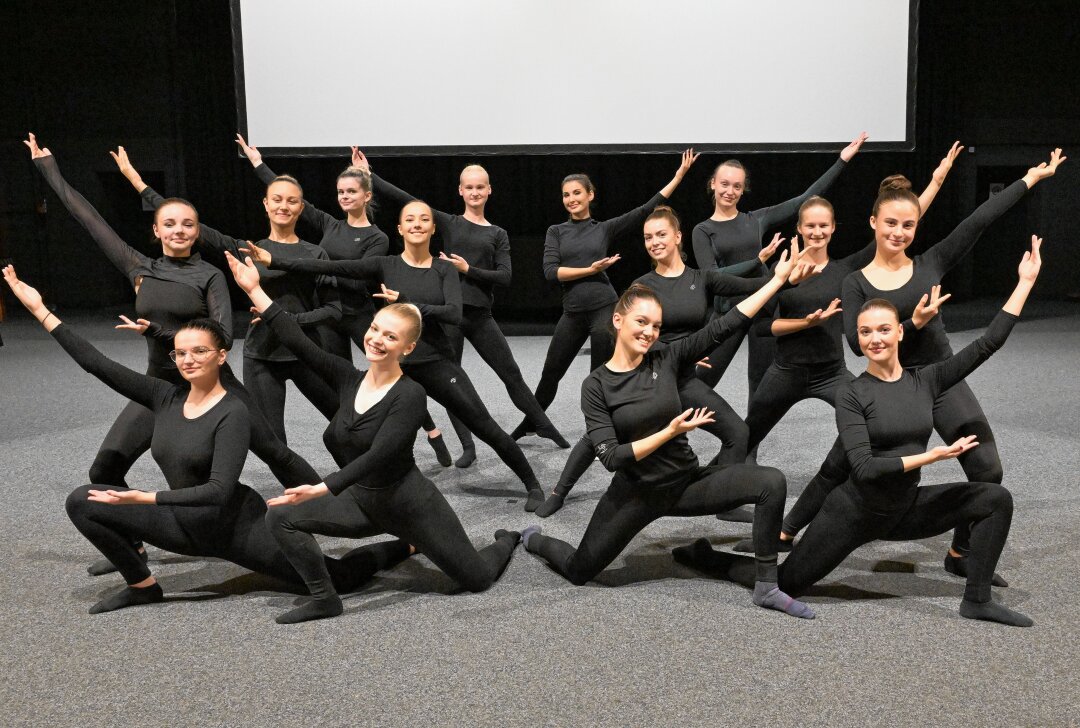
[530,464,786,585]
[65,483,303,586]
[745,360,854,453]
[695,314,776,403]
[89,365,320,489]
[318,310,375,364]
[266,469,516,593]
[444,305,560,446]
[404,358,539,491]
[780,481,1012,601]
[243,356,340,445]
[533,303,615,410]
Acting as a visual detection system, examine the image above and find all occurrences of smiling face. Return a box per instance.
[870,199,920,255]
[153,202,199,257]
[797,203,836,254]
[562,181,594,218]
[363,309,417,363]
[171,328,226,382]
[263,180,304,227]
[397,201,436,248]
[856,306,903,366]
[643,217,682,265]
[459,167,491,209]
[337,175,372,215]
[710,164,746,209]
[613,298,663,357]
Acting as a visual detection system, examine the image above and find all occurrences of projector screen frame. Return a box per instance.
[230,0,918,157]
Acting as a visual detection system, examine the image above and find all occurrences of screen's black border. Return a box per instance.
[232,0,918,157]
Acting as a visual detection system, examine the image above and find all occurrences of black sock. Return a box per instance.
[536,425,571,449]
[943,553,1009,587]
[427,433,453,467]
[454,444,476,468]
[510,419,533,440]
[276,595,344,625]
[88,582,164,615]
[534,493,565,519]
[494,529,521,545]
[524,488,545,512]
[87,545,148,576]
[959,598,1032,627]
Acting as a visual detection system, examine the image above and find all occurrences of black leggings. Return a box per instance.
[405,358,540,492]
[696,314,776,400]
[783,378,1003,544]
[445,305,560,446]
[319,310,375,364]
[762,482,1010,602]
[266,469,517,593]
[89,366,320,489]
[745,360,854,453]
[65,483,303,586]
[529,464,786,585]
[243,356,340,445]
[533,304,615,410]
[551,375,749,497]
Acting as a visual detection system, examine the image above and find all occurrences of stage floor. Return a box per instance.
[2,302,1078,726]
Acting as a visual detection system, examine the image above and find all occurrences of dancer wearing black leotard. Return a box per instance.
[521,247,819,619]
[508,150,699,440]
[535,206,772,517]
[25,137,319,504]
[122,169,345,445]
[691,134,867,400]
[781,150,1066,562]
[227,255,520,623]
[351,148,569,466]
[741,141,965,462]
[245,201,549,511]
[675,239,1045,627]
[2,266,409,615]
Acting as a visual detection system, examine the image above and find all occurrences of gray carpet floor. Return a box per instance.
[2,303,1078,727]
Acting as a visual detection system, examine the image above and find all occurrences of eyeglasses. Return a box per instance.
[169,347,219,363]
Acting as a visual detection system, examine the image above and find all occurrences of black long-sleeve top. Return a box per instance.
[753,241,876,366]
[267,254,461,365]
[835,310,1016,514]
[253,163,389,316]
[33,157,232,378]
[581,307,753,489]
[841,180,1028,367]
[371,173,512,309]
[50,324,250,508]
[544,193,668,313]
[262,303,425,494]
[140,186,342,362]
[692,159,846,310]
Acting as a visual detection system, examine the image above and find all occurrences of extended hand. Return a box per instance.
[930,435,979,462]
[589,255,621,273]
[840,131,870,162]
[805,298,842,326]
[24,132,52,159]
[267,483,330,507]
[1017,235,1043,283]
[87,489,154,505]
[759,233,784,263]
[372,283,400,303]
[116,315,151,335]
[932,141,964,185]
[669,407,716,435]
[439,251,469,274]
[235,133,262,167]
[676,148,700,178]
[2,265,47,314]
[238,241,272,266]
[225,251,264,293]
[912,285,951,329]
[351,146,371,173]
[1024,148,1067,186]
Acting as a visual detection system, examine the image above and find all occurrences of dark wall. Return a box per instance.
[2,0,1077,322]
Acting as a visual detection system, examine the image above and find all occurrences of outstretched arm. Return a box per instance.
[236,134,333,232]
[917,141,964,214]
[756,132,866,228]
[606,149,700,239]
[2,265,168,410]
[26,136,151,285]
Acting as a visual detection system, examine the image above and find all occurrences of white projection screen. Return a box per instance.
[232,0,917,156]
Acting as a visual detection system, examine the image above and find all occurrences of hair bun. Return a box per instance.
[878,174,912,193]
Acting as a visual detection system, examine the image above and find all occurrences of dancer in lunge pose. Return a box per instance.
[227,252,521,623]
[520,243,820,619]
[3,265,409,615]
[674,237,1045,627]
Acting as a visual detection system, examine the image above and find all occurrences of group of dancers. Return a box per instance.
[8,131,1066,627]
